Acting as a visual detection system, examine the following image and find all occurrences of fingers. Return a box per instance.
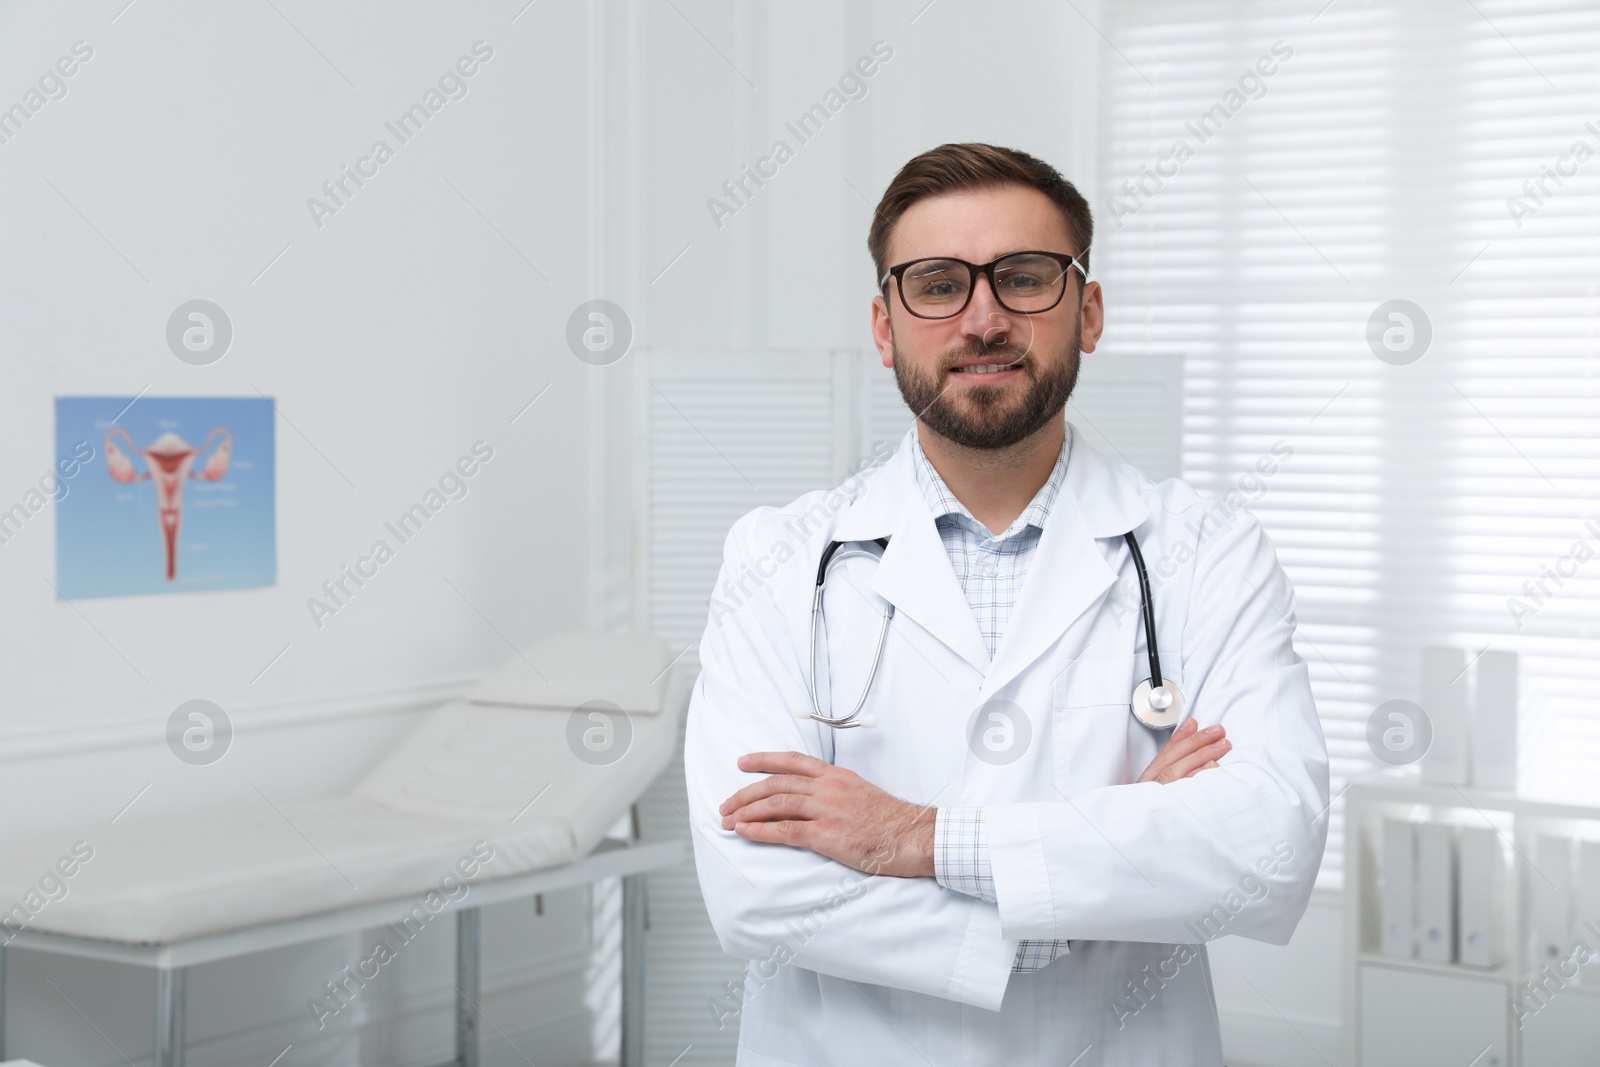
[1179,721,1223,751]
[719,773,816,816]
[737,751,832,777]
[720,751,843,821]
[1163,721,1224,766]
[1136,719,1198,783]
[1136,720,1228,784]
[723,791,815,829]
[730,818,810,846]
[1159,737,1231,782]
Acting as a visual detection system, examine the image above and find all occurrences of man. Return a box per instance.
[684,143,1329,1066]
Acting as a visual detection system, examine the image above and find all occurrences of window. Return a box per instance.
[1097,0,1600,889]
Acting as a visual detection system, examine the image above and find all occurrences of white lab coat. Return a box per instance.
[684,423,1329,1067]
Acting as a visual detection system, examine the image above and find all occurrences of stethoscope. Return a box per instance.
[804,531,1185,731]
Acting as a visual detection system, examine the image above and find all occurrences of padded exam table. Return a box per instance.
[0,631,691,1067]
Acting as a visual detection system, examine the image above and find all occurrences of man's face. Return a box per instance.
[870,184,1104,450]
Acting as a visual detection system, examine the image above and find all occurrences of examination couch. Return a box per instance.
[0,630,692,1067]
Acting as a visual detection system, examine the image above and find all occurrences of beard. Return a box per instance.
[890,315,1082,451]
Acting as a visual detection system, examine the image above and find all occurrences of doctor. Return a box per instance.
[684,142,1330,1066]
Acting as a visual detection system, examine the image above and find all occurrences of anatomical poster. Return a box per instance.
[54,396,276,599]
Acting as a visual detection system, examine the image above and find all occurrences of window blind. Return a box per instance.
[1097,0,1600,890]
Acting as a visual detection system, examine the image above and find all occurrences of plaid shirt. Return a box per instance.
[912,431,1070,974]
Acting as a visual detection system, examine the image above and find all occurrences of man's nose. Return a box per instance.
[957,273,1016,347]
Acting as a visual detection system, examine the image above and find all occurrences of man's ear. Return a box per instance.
[1077,280,1105,355]
[871,294,895,368]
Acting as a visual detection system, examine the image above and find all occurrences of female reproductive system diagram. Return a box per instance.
[104,427,231,580]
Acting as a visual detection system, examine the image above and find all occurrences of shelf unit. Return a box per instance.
[1343,772,1600,1066]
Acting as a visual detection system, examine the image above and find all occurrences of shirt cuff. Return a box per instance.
[934,806,997,904]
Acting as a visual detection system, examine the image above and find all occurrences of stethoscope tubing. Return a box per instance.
[1121,530,1166,699]
[806,530,1168,730]
[807,538,891,728]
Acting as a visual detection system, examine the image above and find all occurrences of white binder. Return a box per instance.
[1416,822,1456,963]
[1420,646,1469,785]
[1472,650,1518,790]
[1533,833,1574,967]
[1456,824,1505,968]
[1382,818,1416,958]
[1576,839,1600,986]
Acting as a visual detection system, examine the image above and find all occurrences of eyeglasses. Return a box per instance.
[879,250,1087,320]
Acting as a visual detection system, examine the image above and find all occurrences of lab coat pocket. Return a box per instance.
[1050,653,1142,793]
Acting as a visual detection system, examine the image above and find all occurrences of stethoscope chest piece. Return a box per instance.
[1131,677,1185,730]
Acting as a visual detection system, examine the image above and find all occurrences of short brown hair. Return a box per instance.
[867,142,1094,286]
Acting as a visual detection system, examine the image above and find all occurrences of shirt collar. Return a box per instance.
[909,427,1070,540]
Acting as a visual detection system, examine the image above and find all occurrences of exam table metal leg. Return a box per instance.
[154,966,186,1067]
[455,907,480,1067]
[620,871,647,1067]
[1,943,7,1059]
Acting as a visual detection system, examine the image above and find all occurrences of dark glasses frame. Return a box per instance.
[879,250,1089,320]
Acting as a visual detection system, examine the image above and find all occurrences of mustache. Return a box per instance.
[940,344,1030,372]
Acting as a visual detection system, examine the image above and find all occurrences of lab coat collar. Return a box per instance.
[832,421,1154,689]
[832,436,992,675]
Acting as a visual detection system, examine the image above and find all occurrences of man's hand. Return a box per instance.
[1137,718,1230,784]
[719,751,934,878]
[723,726,1227,874]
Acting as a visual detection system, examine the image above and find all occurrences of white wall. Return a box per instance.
[640,0,1099,354]
[0,0,637,1063]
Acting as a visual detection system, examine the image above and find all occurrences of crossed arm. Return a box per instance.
[718,717,1232,880]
